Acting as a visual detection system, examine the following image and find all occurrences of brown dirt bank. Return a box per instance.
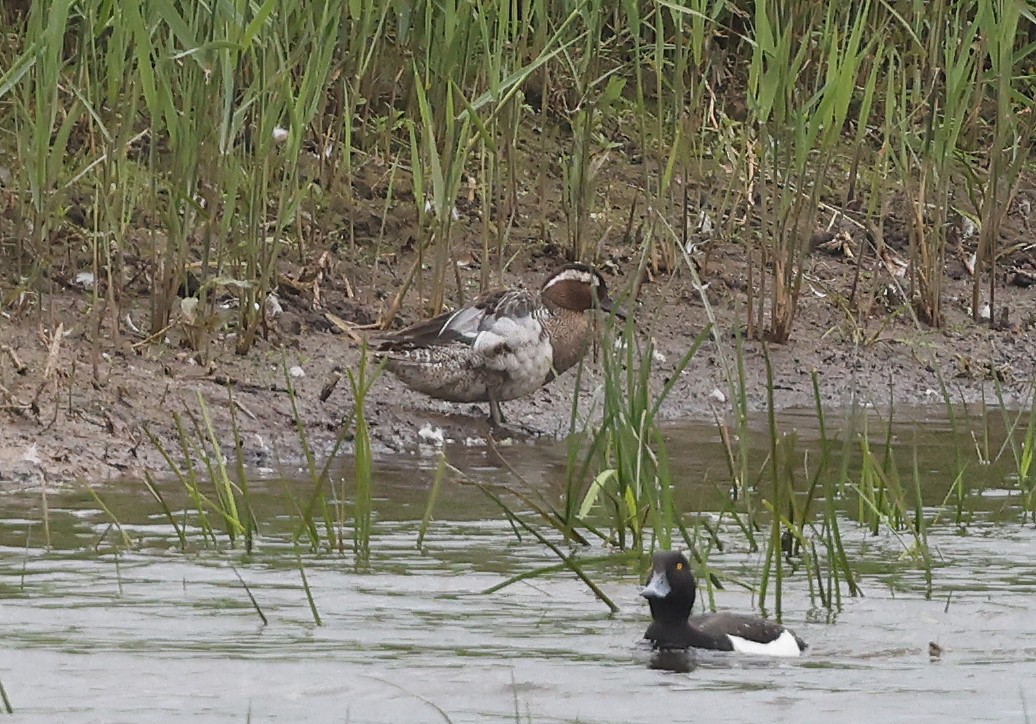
[2,232,1034,487]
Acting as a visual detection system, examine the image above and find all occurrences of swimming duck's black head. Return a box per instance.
[641,549,808,656]
[641,550,697,623]
[541,263,626,320]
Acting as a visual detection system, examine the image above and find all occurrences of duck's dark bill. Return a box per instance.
[641,571,671,599]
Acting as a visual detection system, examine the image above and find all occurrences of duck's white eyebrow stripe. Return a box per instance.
[543,269,597,289]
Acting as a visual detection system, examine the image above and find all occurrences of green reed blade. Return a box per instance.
[231,565,269,627]
[294,545,322,626]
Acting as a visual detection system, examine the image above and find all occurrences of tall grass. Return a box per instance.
[967,0,1034,325]
[745,1,873,342]
[143,392,253,549]
[572,318,707,554]
[888,2,979,327]
[4,0,1035,622]
[346,345,378,564]
[992,383,1036,520]
[3,2,1034,342]
[141,346,381,555]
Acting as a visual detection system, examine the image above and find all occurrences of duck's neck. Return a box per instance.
[648,598,692,625]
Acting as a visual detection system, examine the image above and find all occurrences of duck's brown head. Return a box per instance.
[540,263,626,319]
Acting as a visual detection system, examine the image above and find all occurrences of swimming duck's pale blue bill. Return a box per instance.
[641,571,671,599]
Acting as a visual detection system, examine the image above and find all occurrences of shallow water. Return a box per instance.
[2,415,1035,723]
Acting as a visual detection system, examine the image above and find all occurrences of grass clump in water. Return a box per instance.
[572,318,708,555]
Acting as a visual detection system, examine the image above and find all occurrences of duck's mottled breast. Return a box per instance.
[543,311,593,379]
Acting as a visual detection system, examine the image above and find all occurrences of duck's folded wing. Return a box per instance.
[379,288,542,354]
[694,613,805,650]
[692,614,771,641]
[470,289,547,360]
[377,310,462,349]
[379,290,506,349]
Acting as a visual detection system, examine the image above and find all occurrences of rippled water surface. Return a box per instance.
[2,414,1035,722]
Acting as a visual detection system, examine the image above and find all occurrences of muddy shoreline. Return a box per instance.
[2,236,1033,487]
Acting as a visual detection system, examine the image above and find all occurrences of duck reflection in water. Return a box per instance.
[648,648,696,673]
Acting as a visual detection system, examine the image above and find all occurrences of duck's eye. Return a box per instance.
[675,562,684,571]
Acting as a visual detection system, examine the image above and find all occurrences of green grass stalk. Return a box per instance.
[232,566,269,627]
[295,546,322,626]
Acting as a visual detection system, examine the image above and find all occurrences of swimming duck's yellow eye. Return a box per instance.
[675,562,684,571]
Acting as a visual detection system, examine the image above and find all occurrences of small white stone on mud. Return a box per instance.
[264,293,283,318]
[695,210,714,237]
[463,437,486,447]
[418,423,445,446]
[22,444,42,465]
[964,252,977,276]
[652,349,667,364]
[288,365,305,379]
[961,216,977,241]
[74,271,96,289]
[709,388,727,403]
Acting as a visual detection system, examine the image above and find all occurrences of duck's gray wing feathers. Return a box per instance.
[469,290,545,361]
[378,288,544,360]
[379,290,507,349]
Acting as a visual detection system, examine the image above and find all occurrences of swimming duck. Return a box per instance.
[642,550,807,657]
[377,263,624,427]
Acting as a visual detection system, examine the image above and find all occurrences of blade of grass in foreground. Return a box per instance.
[295,545,322,626]
[477,482,618,613]
[142,472,187,550]
[481,553,631,596]
[231,566,269,627]
[81,485,133,549]
[417,453,449,550]
[196,393,246,543]
[347,344,380,566]
[0,676,12,714]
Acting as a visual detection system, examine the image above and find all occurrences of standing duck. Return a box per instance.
[642,550,807,657]
[377,263,624,426]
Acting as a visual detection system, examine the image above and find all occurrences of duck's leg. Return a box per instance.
[488,396,506,427]
[487,397,542,437]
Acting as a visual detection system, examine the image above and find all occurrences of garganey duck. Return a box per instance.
[377,263,625,427]
[642,550,807,656]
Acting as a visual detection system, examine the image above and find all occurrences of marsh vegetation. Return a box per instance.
[2,2,1036,717]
